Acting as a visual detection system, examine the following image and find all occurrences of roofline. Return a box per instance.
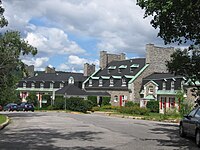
[82,68,101,89]
[128,64,149,85]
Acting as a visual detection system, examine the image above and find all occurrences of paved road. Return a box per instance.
[0,112,198,150]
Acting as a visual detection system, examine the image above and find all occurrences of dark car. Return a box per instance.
[0,105,2,111]
[179,106,200,147]
[18,103,34,112]
[3,103,18,111]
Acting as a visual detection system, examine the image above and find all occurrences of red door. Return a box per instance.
[119,95,123,106]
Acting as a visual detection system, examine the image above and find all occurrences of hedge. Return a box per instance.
[146,101,159,113]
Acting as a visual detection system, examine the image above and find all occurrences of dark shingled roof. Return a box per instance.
[95,58,146,77]
[23,72,86,82]
[143,72,184,80]
[56,84,87,96]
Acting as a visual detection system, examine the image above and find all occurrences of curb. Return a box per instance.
[0,116,9,130]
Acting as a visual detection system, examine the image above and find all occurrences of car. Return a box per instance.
[179,106,200,147]
[17,103,34,112]
[3,103,18,111]
[0,105,2,111]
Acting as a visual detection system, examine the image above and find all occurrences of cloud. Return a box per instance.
[22,57,49,69]
[58,55,99,72]
[24,26,85,56]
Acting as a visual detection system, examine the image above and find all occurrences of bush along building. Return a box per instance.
[17,66,87,108]
[140,73,187,114]
[83,44,177,108]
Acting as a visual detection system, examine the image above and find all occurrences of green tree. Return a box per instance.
[0,0,37,105]
[26,92,38,106]
[137,0,200,102]
[136,0,200,46]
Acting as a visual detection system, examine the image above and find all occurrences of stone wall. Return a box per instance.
[100,51,125,69]
[146,44,175,73]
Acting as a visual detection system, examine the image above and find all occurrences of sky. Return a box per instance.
[2,0,174,72]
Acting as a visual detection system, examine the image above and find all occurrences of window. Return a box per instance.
[89,79,92,87]
[122,78,126,86]
[40,83,44,88]
[181,80,185,90]
[110,78,114,86]
[171,81,175,90]
[169,97,175,108]
[68,76,74,84]
[148,86,154,93]
[31,83,35,88]
[50,83,54,89]
[163,82,166,90]
[99,79,103,86]
[114,95,118,102]
[60,83,64,88]
[160,97,166,109]
[118,68,121,73]
[23,83,26,88]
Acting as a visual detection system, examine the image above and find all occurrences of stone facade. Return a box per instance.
[146,44,174,73]
[45,66,56,73]
[84,63,95,77]
[100,51,125,69]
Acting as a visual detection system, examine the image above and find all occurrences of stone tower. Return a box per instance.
[100,51,126,69]
[45,66,56,73]
[146,44,175,73]
[84,63,95,77]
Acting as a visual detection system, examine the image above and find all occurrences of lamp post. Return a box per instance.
[64,93,67,111]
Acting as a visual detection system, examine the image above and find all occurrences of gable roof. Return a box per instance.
[22,72,86,82]
[56,84,87,96]
[95,58,146,77]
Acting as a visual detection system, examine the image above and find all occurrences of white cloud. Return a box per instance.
[22,57,49,69]
[25,27,85,55]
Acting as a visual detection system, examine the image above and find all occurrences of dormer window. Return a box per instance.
[130,64,139,72]
[110,78,114,86]
[108,66,116,74]
[118,65,127,73]
[23,83,26,88]
[40,83,44,89]
[99,79,103,87]
[122,78,126,86]
[50,83,54,89]
[163,82,166,90]
[171,81,175,90]
[68,76,74,85]
[31,83,35,88]
[148,86,154,93]
[89,79,92,87]
[60,83,64,88]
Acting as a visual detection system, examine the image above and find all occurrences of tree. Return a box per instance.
[0,0,37,105]
[136,0,200,46]
[137,0,200,102]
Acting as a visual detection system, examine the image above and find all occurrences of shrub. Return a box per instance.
[146,101,159,113]
[87,96,98,107]
[125,101,139,107]
[54,97,65,110]
[118,106,149,115]
[102,97,111,106]
[91,106,100,112]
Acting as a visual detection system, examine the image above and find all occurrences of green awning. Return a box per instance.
[144,95,155,100]
[108,66,116,69]
[119,65,127,69]
[130,64,139,68]
[157,90,177,95]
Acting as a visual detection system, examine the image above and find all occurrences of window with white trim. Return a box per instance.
[89,79,92,87]
[31,83,35,88]
[171,81,175,90]
[68,76,74,84]
[114,95,118,102]
[60,83,64,88]
[122,78,126,86]
[50,83,54,89]
[99,79,103,86]
[40,83,44,88]
[148,86,154,93]
[163,82,166,90]
[23,83,26,88]
[110,78,114,86]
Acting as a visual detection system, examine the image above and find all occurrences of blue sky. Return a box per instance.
[2,0,174,72]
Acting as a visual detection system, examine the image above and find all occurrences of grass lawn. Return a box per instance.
[0,114,7,124]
